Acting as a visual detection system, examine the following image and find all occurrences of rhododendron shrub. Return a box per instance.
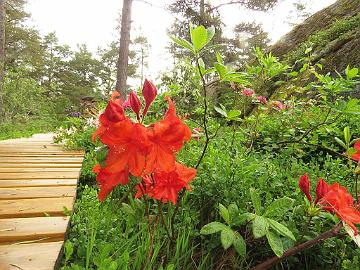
[92,79,196,203]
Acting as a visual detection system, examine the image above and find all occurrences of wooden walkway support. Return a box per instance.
[0,134,84,270]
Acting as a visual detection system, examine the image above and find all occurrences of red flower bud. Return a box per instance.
[314,178,329,204]
[129,90,141,121]
[142,79,157,117]
[103,91,125,123]
[299,173,312,202]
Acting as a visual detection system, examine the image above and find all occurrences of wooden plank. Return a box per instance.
[0,186,77,200]
[0,241,63,270]
[0,163,82,168]
[0,157,84,163]
[0,153,84,158]
[0,217,69,244]
[0,167,81,173]
[0,179,78,188]
[0,171,81,179]
[0,197,74,218]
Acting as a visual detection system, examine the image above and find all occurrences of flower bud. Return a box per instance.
[129,90,141,121]
[314,178,329,204]
[142,79,157,117]
[299,173,312,202]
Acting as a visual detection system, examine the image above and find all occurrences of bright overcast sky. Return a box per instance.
[26,0,335,85]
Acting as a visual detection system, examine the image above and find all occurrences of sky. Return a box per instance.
[26,0,335,85]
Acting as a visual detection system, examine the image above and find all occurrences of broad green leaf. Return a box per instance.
[267,219,295,241]
[264,197,294,218]
[252,215,269,239]
[233,213,252,226]
[200,222,228,235]
[266,231,284,257]
[250,188,262,214]
[219,203,231,225]
[206,26,215,44]
[190,25,208,52]
[214,106,227,117]
[347,147,357,156]
[345,66,358,79]
[228,203,239,219]
[344,126,351,145]
[214,63,227,79]
[169,35,194,52]
[216,51,223,64]
[121,203,135,216]
[64,240,74,263]
[335,137,347,149]
[220,228,235,249]
[233,232,246,257]
[227,110,241,120]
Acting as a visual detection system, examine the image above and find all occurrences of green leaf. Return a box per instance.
[345,66,358,79]
[252,215,269,239]
[267,219,295,241]
[200,222,228,235]
[221,228,235,249]
[215,51,223,64]
[227,110,241,120]
[64,240,74,263]
[219,203,231,225]
[350,138,360,145]
[266,231,284,257]
[96,146,108,164]
[214,63,227,79]
[250,188,262,214]
[228,203,239,219]
[344,126,351,146]
[169,35,194,52]
[233,232,246,257]
[335,137,347,149]
[264,197,294,218]
[214,106,227,117]
[206,26,215,44]
[233,213,253,226]
[347,147,357,156]
[190,25,208,52]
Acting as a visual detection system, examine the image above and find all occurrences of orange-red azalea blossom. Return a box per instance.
[145,97,191,173]
[100,120,149,177]
[93,164,129,201]
[92,91,125,141]
[352,141,360,162]
[135,163,196,204]
[319,183,360,235]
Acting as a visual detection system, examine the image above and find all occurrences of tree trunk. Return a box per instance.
[0,0,5,121]
[116,0,133,99]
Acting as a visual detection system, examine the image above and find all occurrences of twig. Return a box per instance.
[251,223,343,270]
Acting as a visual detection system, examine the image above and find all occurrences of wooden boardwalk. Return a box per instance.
[0,134,84,270]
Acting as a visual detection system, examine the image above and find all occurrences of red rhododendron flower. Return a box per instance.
[319,183,360,235]
[142,79,157,117]
[92,91,125,141]
[242,88,254,96]
[257,95,268,104]
[135,163,196,204]
[299,173,312,202]
[129,90,141,121]
[93,164,129,201]
[314,178,329,204]
[145,97,191,173]
[101,119,149,176]
[352,141,360,161]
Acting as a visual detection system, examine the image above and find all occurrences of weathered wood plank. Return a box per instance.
[0,167,81,172]
[0,241,63,270]
[0,171,81,179]
[0,179,78,188]
[0,163,82,168]
[0,186,77,200]
[0,217,69,244]
[0,197,74,218]
[0,157,84,163]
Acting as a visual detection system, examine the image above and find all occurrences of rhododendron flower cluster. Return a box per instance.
[299,173,360,235]
[239,87,290,109]
[92,79,196,204]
